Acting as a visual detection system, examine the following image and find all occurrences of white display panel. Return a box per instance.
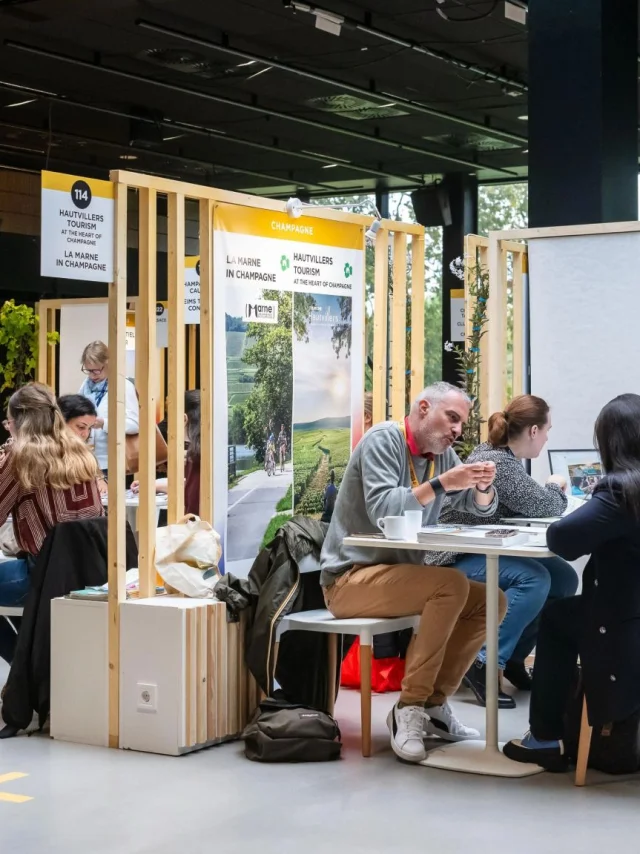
[59,303,135,395]
[528,232,640,483]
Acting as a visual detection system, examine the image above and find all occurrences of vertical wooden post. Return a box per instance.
[199,199,214,524]
[167,193,186,523]
[478,242,491,437]
[46,308,57,390]
[136,187,158,598]
[37,301,48,384]
[188,325,197,389]
[410,234,425,402]
[511,249,525,399]
[372,228,388,424]
[108,181,128,749]
[390,231,407,421]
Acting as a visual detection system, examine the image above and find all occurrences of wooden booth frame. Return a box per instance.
[464,233,528,438]
[101,170,426,748]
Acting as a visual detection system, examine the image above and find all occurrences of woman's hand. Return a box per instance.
[97,478,108,496]
[547,474,567,492]
[94,417,105,429]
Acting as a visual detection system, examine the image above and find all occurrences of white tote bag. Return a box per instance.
[155,515,222,598]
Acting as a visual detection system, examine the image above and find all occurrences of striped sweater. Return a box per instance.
[0,447,104,555]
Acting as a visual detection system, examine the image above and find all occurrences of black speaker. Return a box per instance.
[411,185,452,228]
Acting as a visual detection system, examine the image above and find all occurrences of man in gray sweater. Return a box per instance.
[321,382,507,763]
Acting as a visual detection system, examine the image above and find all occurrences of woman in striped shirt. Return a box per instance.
[0,383,104,665]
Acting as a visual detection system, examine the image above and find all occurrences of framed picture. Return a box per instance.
[548,449,603,498]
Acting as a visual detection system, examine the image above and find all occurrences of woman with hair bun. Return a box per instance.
[439,394,578,708]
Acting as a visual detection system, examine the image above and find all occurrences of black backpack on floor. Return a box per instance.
[242,698,342,763]
[564,673,640,775]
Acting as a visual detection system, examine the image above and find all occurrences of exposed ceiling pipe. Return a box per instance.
[137,18,526,147]
[0,81,418,184]
[281,3,528,93]
[0,118,342,190]
[4,40,517,176]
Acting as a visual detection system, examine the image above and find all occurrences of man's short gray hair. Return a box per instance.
[411,382,471,412]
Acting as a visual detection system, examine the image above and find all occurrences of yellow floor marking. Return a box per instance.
[0,772,28,785]
[0,792,32,804]
[0,772,32,803]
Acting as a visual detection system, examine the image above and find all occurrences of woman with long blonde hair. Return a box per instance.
[0,383,104,665]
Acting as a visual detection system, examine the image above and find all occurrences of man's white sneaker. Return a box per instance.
[424,701,480,742]
[386,703,426,762]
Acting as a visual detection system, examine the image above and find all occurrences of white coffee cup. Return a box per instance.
[404,510,423,539]
[377,515,408,540]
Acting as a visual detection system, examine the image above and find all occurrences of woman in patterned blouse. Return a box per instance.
[0,383,104,665]
[439,395,579,709]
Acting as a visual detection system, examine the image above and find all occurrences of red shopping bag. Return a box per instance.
[340,638,406,693]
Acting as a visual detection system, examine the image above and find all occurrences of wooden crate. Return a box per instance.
[120,597,258,755]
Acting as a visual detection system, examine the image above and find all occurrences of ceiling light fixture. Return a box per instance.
[286,196,382,242]
[5,99,36,108]
[285,1,344,36]
[518,115,528,121]
[246,66,273,81]
[322,163,338,168]
[119,154,138,160]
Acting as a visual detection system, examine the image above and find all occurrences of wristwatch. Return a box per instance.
[475,483,493,494]
[429,476,445,496]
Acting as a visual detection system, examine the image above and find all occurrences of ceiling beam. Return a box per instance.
[0,118,339,191]
[137,18,527,148]
[4,40,517,176]
[0,81,419,185]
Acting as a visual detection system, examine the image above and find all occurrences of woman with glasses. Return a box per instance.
[78,341,139,476]
[0,383,104,666]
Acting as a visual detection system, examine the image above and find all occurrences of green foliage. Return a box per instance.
[0,301,59,392]
[450,257,490,461]
[293,428,350,516]
[261,511,294,550]
[228,403,247,445]
[240,290,316,462]
[276,485,293,513]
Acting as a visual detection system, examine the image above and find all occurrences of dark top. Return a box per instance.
[321,482,338,524]
[184,457,200,517]
[547,480,640,725]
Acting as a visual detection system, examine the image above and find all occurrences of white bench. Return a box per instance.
[0,607,23,618]
[276,606,419,757]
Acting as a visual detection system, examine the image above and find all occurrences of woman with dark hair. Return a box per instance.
[504,393,640,770]
[132,390,201,515]
[438,394,579,708]
[57,394,97,442]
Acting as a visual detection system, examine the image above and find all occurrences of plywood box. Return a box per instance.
[119,597,258,755]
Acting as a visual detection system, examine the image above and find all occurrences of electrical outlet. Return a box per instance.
[137,682,158,713]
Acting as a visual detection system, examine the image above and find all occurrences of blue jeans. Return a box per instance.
[0,558,30,665]
[453,554,578,669]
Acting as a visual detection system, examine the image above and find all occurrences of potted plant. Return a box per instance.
[0,299,59,393]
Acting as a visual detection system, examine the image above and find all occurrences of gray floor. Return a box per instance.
[2,657,640,853]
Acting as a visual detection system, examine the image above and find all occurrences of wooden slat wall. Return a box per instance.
[465,234,528,431]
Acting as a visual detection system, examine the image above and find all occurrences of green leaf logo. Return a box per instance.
[280,255,290,272]
[344,262,353,279]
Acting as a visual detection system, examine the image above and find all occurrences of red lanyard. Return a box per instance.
[398,422,434,488]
